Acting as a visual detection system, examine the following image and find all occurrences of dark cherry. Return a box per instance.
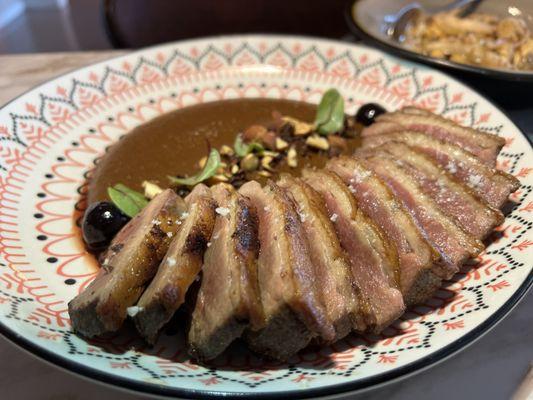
[355,103,387,126]
[82,201,129,251]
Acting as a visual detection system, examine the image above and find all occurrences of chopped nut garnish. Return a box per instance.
[212,174,229,182]
[282,116,313,135]
[287,146,298,168]
[257,170,272,177]
[240,154,259,171]
[220,145,234,156]
[198,156,207,169]
[261,155,275,171]
[275,137,289,150]
[262,150,279,157]
[231,164,239,174]
[306,134,330,150]
[142,181,164,199]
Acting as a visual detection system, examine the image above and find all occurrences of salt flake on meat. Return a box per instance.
[166,257,176,267]
[468,174,482,188]
[127,306,144,317]
[215,207,230,217]
[446,161,457,174]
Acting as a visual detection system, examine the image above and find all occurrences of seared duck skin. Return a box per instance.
[188,184,263,361]
[133,184,216,344]
[278,174,360,339]
[240,181,335,361]
[68,189,185,338]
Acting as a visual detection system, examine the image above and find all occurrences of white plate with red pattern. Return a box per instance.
[0,35,531,399]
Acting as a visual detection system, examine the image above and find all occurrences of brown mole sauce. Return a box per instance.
[88,98,361,203]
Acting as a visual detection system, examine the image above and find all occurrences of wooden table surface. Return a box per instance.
[0,51,531,400]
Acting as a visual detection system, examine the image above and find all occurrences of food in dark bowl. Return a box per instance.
[404,10,533,71]
[68,89,519,363]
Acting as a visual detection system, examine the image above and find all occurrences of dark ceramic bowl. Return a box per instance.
[345,0,533,82]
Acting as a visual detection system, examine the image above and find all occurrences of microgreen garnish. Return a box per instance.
[314,88,345,135]
[107,183,148,218]
[168,148,221,186]
[234,135,264,158]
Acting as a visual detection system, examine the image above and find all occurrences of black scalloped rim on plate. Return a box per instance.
[0,35,531,399]
[345,0,533,83]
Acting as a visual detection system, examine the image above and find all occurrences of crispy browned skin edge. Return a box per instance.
[188,184,263,361]
[134,191,216,344]
[278,174,358,340]
[324,159,442,306]
[240,181,334,361]
[68,189,185,338]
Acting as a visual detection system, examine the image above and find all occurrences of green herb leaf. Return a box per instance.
[107,184,148,218]
[234,135,264,158]
[314,88,345,135]
[168,148,221,186]
[248,142,264,153]
[234,135,249,157]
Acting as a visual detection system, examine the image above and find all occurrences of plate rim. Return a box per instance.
[345,0,533,83]
[0,33,531,398]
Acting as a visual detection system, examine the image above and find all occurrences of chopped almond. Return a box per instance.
[275,137,289,150]
[287,147,298,168]
[282,116,313,135]
[220,145,234,156]
[306,134,330,150]
[198,156,207,169]
[261,155,275,171]
[142,181,164,199]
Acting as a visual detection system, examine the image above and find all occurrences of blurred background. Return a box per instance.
[0,0,108,53]
[0,0,351,53]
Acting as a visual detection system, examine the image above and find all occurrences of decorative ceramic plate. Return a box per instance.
[0,35,531,399]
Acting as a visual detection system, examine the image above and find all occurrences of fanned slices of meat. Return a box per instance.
[363,107,505,166]
[361,131,519,209]
[367,142,504,239]
[133,184,216,344]
[326,157,441,305]
[362,155,484,279]
[277,174,359,339]
[188,184,263,361]
[302,170,404,332]
[239,181,334,360]
[68,189,185,338]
